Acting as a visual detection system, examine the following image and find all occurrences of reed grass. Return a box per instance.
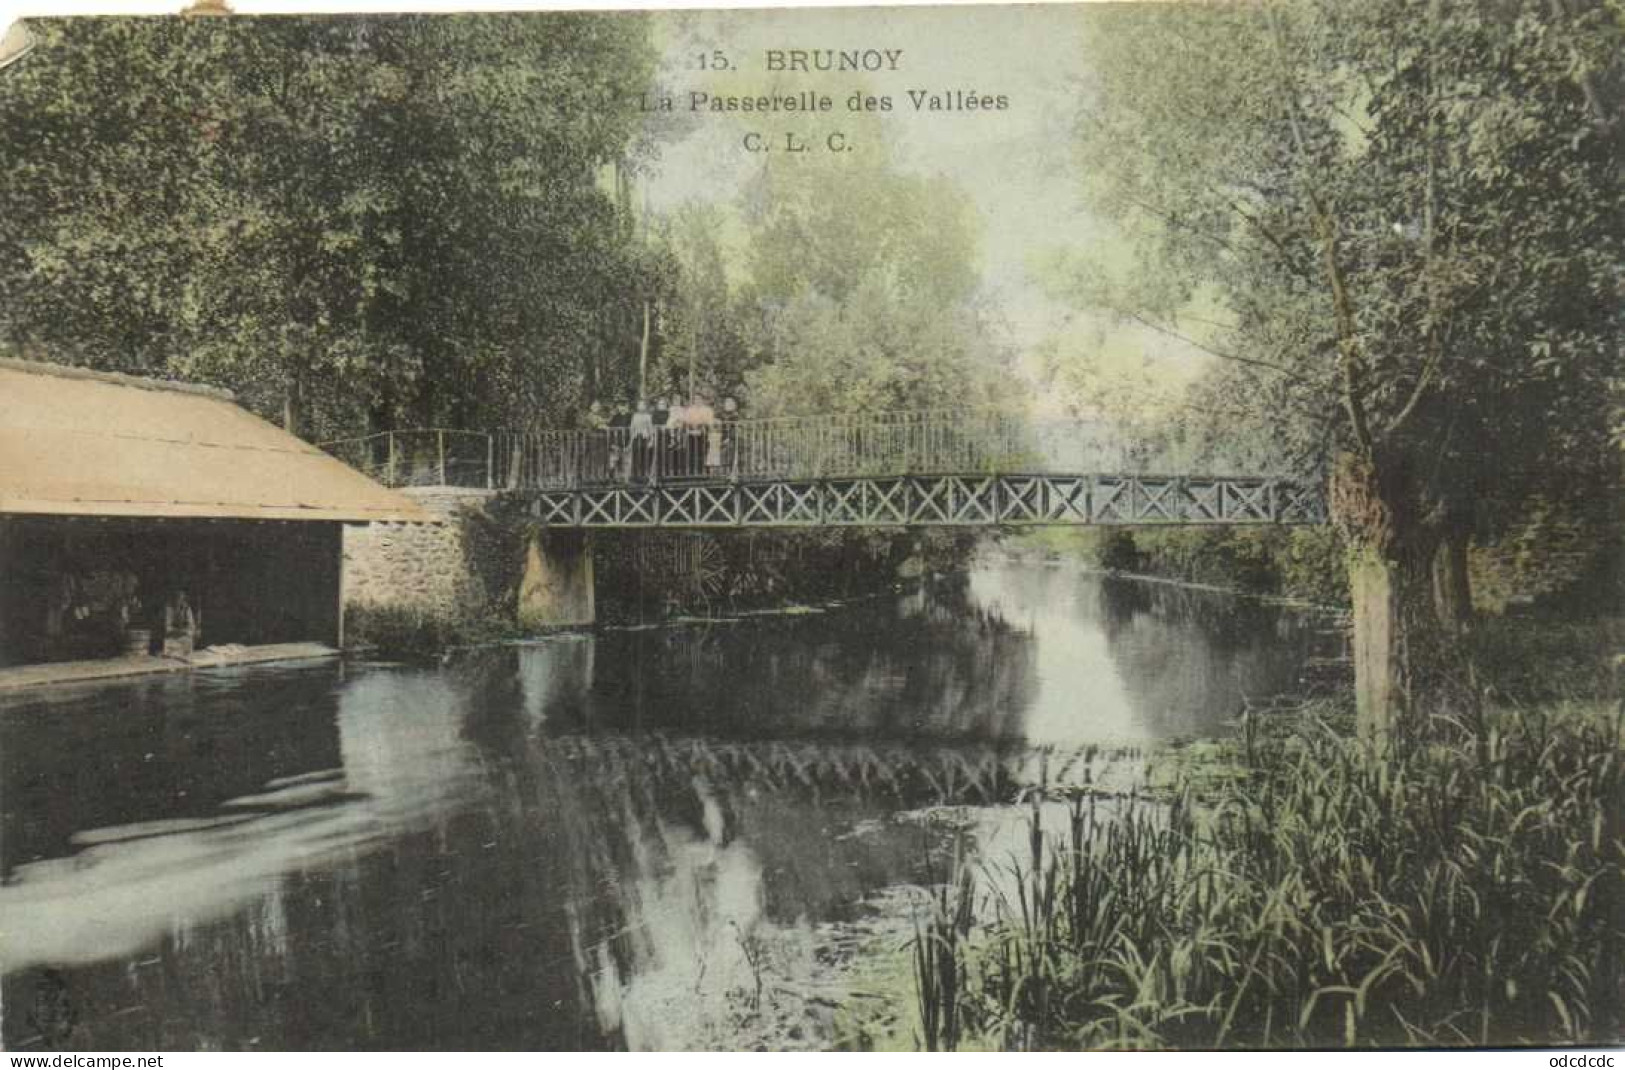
[925,701,1625,1049]
[910,838,978,1050]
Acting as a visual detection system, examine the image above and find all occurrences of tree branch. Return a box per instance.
[1206,182,1316,279]
[1387,0,1446,441]
[1272,9,1375,456]
[1112,190,1249,266]
[1125,311,1314,386]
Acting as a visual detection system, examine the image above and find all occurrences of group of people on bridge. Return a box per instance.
[586,393,743,484]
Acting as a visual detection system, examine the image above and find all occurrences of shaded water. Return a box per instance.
[1,562,1320,1050]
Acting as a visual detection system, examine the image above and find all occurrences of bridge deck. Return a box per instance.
[526,473,1324,528]
[321,419,1325,527]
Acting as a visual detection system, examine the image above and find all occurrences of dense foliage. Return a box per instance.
[1063,0,1623,731]
[1116,528,1345,606]
[910,701,1625,1049]
[0,15,661,438]
[1072,0,1621,487]
[643,132,1020,416]
[1,15,1020,437]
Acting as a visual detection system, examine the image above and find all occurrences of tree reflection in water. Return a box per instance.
[0,563,1317,1050]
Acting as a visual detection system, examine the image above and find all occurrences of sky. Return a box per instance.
[635,4,1211,413]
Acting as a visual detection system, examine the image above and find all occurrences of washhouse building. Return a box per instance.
[0,358,426,669]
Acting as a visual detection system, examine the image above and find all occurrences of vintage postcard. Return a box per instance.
[0,0,1620,1054]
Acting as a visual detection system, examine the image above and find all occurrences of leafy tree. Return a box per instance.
[741,142,980,312]
[0,14,661,438]
[1069,0,1622,734]
[744,268,1012,415]
[733,137,1016,415]
[0,18,221,378]
[645,202,752,403]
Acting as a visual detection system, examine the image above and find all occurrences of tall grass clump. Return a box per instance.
[932,704,1625,1049]
[910,841,977,1051]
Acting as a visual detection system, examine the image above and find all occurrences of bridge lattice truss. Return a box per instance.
[527,474,1325,528]
[321,417,1327,528]
[544,733,1150,806]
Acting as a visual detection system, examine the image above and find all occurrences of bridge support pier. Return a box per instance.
[519,530,595,628]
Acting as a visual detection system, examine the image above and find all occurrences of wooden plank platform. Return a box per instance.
[0,642,339,692]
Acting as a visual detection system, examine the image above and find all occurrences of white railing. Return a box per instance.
[320,411,1248,491]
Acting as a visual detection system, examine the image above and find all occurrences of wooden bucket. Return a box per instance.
[123,627,152,657]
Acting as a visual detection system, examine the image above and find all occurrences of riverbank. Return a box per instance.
[884,694,1624,1050]
[343,577,954,661]
[591,527,978,625]
[1006,526,1347,607]
[997,545,1347,615]
[848,605,1625,1050]
[1007,511,1622,619]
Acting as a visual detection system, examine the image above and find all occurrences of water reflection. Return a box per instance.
[967,568,1313,743]
[1,563,1316,1050]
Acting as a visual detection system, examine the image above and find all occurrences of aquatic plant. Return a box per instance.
[925,701,1625,1049]
[909,838,977,1051]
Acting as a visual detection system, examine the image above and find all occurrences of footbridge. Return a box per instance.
[323,411,1325,529]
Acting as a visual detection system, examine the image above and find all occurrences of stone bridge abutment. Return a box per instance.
[342,486,596,633]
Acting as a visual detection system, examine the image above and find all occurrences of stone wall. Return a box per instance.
[342,488,596,636]
[342,488,495,618]
[518,530,595,628]
[1469,505,1621,615]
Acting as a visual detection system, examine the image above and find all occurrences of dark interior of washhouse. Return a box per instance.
[0,518,341,667]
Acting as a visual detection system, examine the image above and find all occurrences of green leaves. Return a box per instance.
[1067,0,1621,580]
[0,14,660,437]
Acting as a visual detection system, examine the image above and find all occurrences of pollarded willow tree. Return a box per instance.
[1072,0,1622,736]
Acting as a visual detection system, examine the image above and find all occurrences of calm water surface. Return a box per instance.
[1,562,1320,1050]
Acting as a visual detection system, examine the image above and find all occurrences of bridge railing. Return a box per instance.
[321,429,496,488]
[321,412,1210,491]
[728,410,1050,479]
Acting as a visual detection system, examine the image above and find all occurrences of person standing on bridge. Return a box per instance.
[608,400,632,482]
[585,401,610,483]
[652,395,671,481]
[721,395,740,476]
[664,393,690,479]
[629,400,654,483]
[688,394,717,476]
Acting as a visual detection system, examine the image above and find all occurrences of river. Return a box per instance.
[1,560,1326,1051]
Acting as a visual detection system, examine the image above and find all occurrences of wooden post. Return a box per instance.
[437,430,446,486]
[335,522,346,650]
[486,434,495,490]
[387,432,397,487]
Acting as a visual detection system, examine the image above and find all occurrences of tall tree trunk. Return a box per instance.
[412,361,438,430]
[282,365,306,440]
[1345,541,1435,739]
[364,400,395,470]
[1332,450,1437,739]
[1430,525,1473,634]
[638,301,651,401]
